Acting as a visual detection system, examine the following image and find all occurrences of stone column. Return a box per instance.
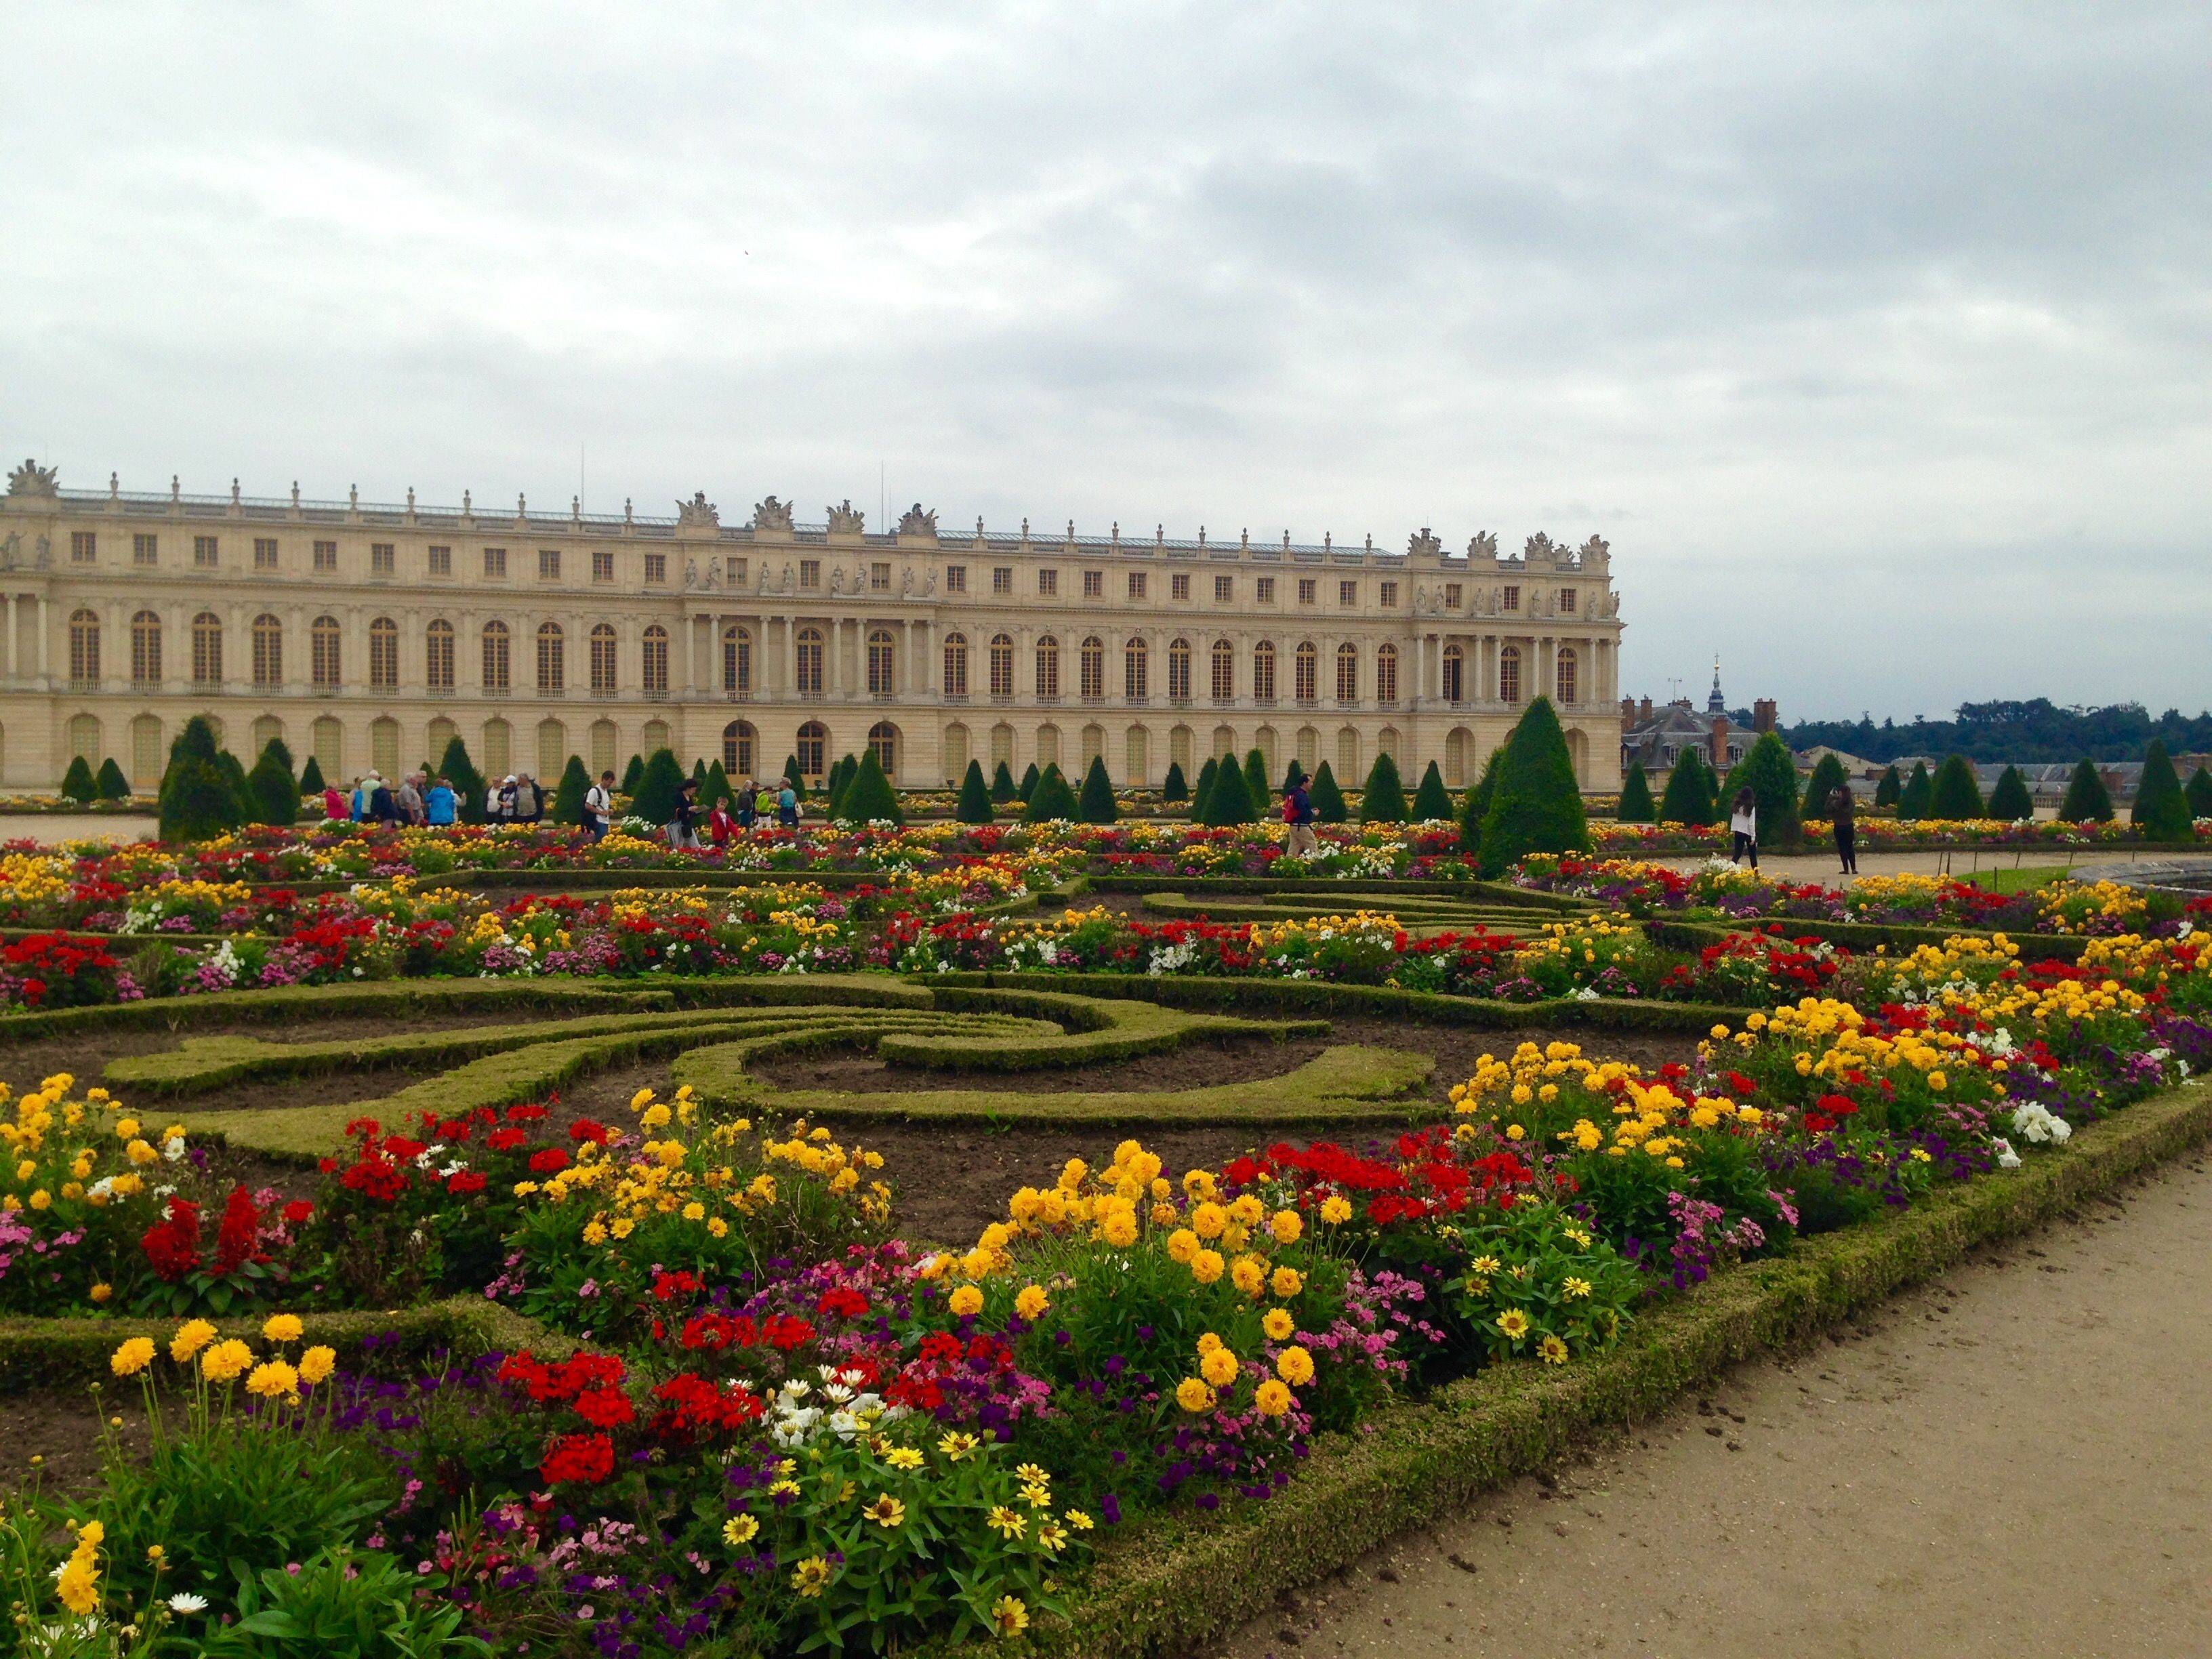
[38,594,50,680]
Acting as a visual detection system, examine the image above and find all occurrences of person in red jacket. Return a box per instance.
[323,784,347,820]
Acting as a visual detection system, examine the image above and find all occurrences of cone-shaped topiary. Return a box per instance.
[621,754,646,794]
[1160,760,1187,803]
[1281,758,1306,794]
[1928,754,1984,819]
[1199,751,1256,825]
[1734,731,1804,847]
[701,759,731,811]
[1308,759,1347,823]
[1476,697,1591,877]
[1616,760,1655,823]
[159,756,245,842]
[1078,755,1118,823]
[298,754,327,797]
[1800,752,1849,821]
[783,754,807,798]
[1411,760,1454,821]
[836,747,904,825]
[436,736,487,824]
[634,749,687,825]
[1244,748,1271,811]
[1023,762,1080,823]
[1897,761,1933,820]
[1018,762,1040,803]
[692,756,708,787]
[1191,756,1218,817]
[957,760,995,824]
[1874,764,1902,809]
[95,756,132,801]
[990,761,1018,803]
[2057,758,2113,823]
[553,755,592,825]
[60,754,97,802]
[2131,739,2190,839]
[2186,766,2212,822]
[1658,747,1718,827]
[216,752,253,825]
[1360,752,1408,823]
[247,745,299,827]
[1458,747,1501,855]
[1986,764,2033,822]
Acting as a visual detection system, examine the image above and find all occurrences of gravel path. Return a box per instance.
[1211,1146,2212,1659]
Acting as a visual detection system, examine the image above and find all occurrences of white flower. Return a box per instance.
[167,1592,210,1614]
[1991,1138,2022,1170]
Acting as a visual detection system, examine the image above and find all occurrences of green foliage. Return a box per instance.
[1079,754,1118,823]
[169,714,222,769]
[701,758,731,810]
[2057,758,2114,823]
[1736,731,1804,847]
[59,754,97,802]
[1410,760,1454,821]
[783,754,807,797]
[1800,752,1848,819]
[990,760,1018,802]
[216,749,253,811]
[1476,698,1591,877]
[1281,757,1306,793]
[159,716,248,840]
[1896,760,1933,821]
[1191,757,1218,816]
[1244,747,1271,810]
[957,760,995,824]
[1927,754,1985,819]
[2186,766,2212,821]
[1018,762,1040,802]
[197,1548,493,1657]
[1023,762,1080,822]
[825,754,855,815]
[1307,758,1347,823]
[1657,748,1718,827]
[1359,752,1407,823]
[1161,759,1189,802]
[436,736,487,825]
[298,754,327,796]
[1458,747,1500,855]
[634,748,687,824]
[1198,751,1256,825]
[1616,760,1655,823]
[1986,764,2034,822]
[621,753,646,793]
[2131,739,2191,838]
[552,754,592,824]
[247,747,301,827]
[692,756,708,785]
[1873,764,1902,808]
[836,747,904,824]
[94,756,132,801]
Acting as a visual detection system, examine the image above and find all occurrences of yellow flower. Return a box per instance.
[261,1313,304,1344]
[1275,1345,1315,1387]
[1319,1195,1353,1225]
[1065,1508,1096,1530]
[1262,1307,1295,1341]
[947,1285,984,1318]
[1271,1266,1304,1299]
[298,1346,337,1387]
[1538,1334,1570,1366]
[1199,1347,1240,1388]
[1174,1377,1216,1412]
[863,1493,906,1528]
[991,1595,1030,1637]
[886,1447,924,1471]
[938,1431,981,1461]
[1229,1254,1267,1296]
[1563,1277,1592,1300]
[1254,1378,1293,1416]
[1164,1227,1200,1264]
[200,1340,255,1383]
[1190,1201,1227,1239]
[1269,1209,1303,1244]
[722,1513,760,1547]
[1189,1249,1225,1285]
[985,1505,1027,1538]
[110,1337,157,1377]
[245,1359,300,1399]
[169,1319,217,1362]
[1496,1309,1531,1341]
[1013,1284,1050,1321]
[791,1555,834,1598]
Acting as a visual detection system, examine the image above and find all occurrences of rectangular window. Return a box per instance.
[1560,587,1577,613]
[727,556,747,586]
[644,553,667,584]
[1038,569,1059,596]
[428,544,452,575]
[945,565,966,594]
[134,533,159,567]
[253,537,278,570]
[70,531,97,563]
[1502,584,1520,612]
[1213,574,1232,602]
[799,558,821,590]
[1298,577,1316,605]
[1170,572,1189,600]
[876,562,896,593]
[193,535,219,568]
[1339,579,1357,607]
[484,547,508,578]
[538,548,560,580]
[991,565,1010,594]
[371,542,395,575]
[1256,576,1275,604]
[1082,569,1103,598]
[312,539,337,571]
[1127,571,1146,600]
[592,549,615,582]
[1378,581,1398,607]
[1444,582,1462,610]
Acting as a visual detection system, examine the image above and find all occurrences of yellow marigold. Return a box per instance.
[1164,1227,1200,1264]
[245,1359,300,1399]
[1174,1377,1216,1412]
[1199,1347,1240,1388]
[298,1346,337,1387]
[169,1319,217,1362]
[1190,1201,1227,1239]
[1189,1248,1225,1285]
[1253,1378,1293,1417]
[1275,1345,1315,1387]
[261,1313,304,1344]
[1271,1266,1304,1299]
[947,1285,984,1318]
[1100,1208,1141,1247]
[1268,1208,1303,1244]
[1319,1195,1353,1225]
[1263,1307,1295,1340]
[109,1336,157,1376]
[1229,1254,1267,1297]
[89,1283,112,1305]
[200,1339,255,1383]
[1013,1284,1050,1321]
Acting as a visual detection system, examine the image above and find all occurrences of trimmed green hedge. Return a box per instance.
[887,987,1312,1071]
[0,978,676,1044]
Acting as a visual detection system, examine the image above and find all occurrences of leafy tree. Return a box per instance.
[621,754,646,794]
[1023,763,1080,823]
[1616,761,1655,823]
[957,760,995,825]
[437,736,487,825]
[1779,696,2212,767]
[59,754,97,802]
[1458,747,1500,855]
[245,745,298,827]
[1307,759,1347,823]
[1986,764,2034,822]
[1800,752,1849,820]
[1280,758,1306,794]
[1191,757,1218,817]
[1359,752,1408,823]
[94,757,132,802]
[1927,755,1984,819]
[1018,762,1041,803]
[836,747,904,824]
[1733,732,1804,847]
[634,749,687,825]
[990,761,1018,804]
[1657,748,1718,827]
[298,754,327,797]
[1896,761,1933,821]
[2131,739,2190,839]
[2186,766,2212,822]
[553,755,592,825]
[1078,755,1118,823]
[1476,698,1591,877]
[1873,764,1902,809]
[1161,760,1189,803]
[2057,758,2113,823]
[1411,760,1455,821]
[1198,751,1256,825]
[701,759,731,810]
[1244,748,1271,811]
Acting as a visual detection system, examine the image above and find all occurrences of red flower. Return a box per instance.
[212,1187,264,1275]
[539,1432,615,1486]
[281,1200,314,1226]
[570,1386,636,1429]
[485,1128,528,1153]
[528,1147,571,1175]
[568,1120,611,1145]
[815,1286,869,1320]
[447,1170,488,1195]
[140,1197,203,1282]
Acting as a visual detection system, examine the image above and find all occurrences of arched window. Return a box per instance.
[536,621,565,692]
[944,722,970,780]
[311,716,343,779]
[1036,723,1061,769]
[1252,640,1276,703]
[191,613,223,687]
[369,617,398,690]
[1296,724,1319,770]
[481,621,510,691]
[252,614,283,687]
[1034,636,1060,699]
[536,718,566,778]
[130,714,161,780]
[988,634,1015,699]
[796,719,827,778]
[641,718,669,755]
[1081,722,1104,769]
[310,615,341,689]
[130,611,162,686]
[991,722,1014,769]
[794,627,823,695]
[250,715,283,760]
[1210,638,1234,702]
[642,625,669,695]
[482,717,511,776]
[588,718,616,776]
[1446,727,1473,787]
[1125,724,1149,782]
[68,610,101,684]
[868,720,899,776]
[428,716,457,766]
[942,632,969,697]
[1441,643,1464,703]
[1167,638,1191,702]
[723,720,756,777]
[1125,636,1149,700]
[591,623,618,693]
[1079,636,1105,701]
[1556,647,1578,705]
[1500,645,1523,705]
[1335,642,1358,703]
[1338,726,1361,780]
[1376,643,1398,705]
[719,623,749,695]
[866,628,895,696]
[426,619,454,690]
[371,716,402,777]
[1294,641,1318,704]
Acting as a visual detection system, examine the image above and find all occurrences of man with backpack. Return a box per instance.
[1283,773,1317,860]
[583,770,615,841]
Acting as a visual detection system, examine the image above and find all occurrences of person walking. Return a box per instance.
[775,778,800,830]
[394,771,426,828]
[350,775,373,822]
[323,781,347,821]
[705,796,734,851]
[1831,783,1858,876]
[583,770,615,842]
[513,773,541,826]
[426,775,457,827]
[1283,773,1317,860]
[1728,785,1759,871]
[734,777,758,830]
[668,777,699,849]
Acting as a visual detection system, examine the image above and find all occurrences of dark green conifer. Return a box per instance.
[1359,753,1407,823]
[1616,760,1656,823]
[957,760,995,824]
[1476,698,1591,877]
[2057,758,2113,823]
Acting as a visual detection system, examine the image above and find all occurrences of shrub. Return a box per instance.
[552,755,592,825]
[1986,764,2034,821]
[437,735,487,825]
[94,757,132,801]
[1458,747,1500,854]
[1896,761,1933,820]
[1160,760,1188,802]
[1079,755,1118,823]
[2057,758,2112,823]
[836,748,904,825]
[59,754,97,802]
[1244,747,1271,811]
[2132,739,2190,838]
[159,756,247,841]
[957,760,995,824]
[1360,752,1408,823]
[990,760,1018,803]
[1023,763,1080,822]
[1018,762,1040,803]
[1616,761,1655,823]
[782,754,808,798]
[634,749,687,825]
[1191,757,1218,817]
[1281,758,1306,794]
[1799,752,1847,819]
[298,754,327,797]
[1476,697,1591,876]
[1658,748,1717,827]
[1873,764,1902,808]
[1308,759,1347,823]
[217,750,253,815]
[621,753,646,794]
[247,747,300,828]
[701,758,731,809]
[1199,752,1256,825]
[1928,755,1984,819]
[2187,766,2212,821]
[1411,760,1454,821]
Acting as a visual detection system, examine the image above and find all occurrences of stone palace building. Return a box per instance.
[0,459,1624,796]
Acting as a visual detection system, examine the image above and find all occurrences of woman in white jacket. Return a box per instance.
[1728,787,1759,870]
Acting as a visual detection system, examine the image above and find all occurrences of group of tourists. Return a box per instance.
[323,762,805,848]
[656,775,803,850]
[322,770,459,827]
[1724,783,1858,876]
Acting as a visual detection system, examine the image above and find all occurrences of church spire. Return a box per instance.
[1707,655,1725,716]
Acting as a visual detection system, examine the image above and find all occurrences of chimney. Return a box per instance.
[1639,696,1653,721]
[1752,697,1778,734]
[1618,695,1637,722]
[1710,713,1731,770]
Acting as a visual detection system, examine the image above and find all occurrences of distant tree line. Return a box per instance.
[1779,698,2212,764]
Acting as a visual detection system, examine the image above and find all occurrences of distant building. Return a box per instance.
[1619,659,1772,777]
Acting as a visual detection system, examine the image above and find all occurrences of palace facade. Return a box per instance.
[0,460,1624,796]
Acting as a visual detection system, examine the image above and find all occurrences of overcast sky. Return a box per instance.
[4,3,2208,720]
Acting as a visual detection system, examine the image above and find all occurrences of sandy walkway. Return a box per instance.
[1646,846,2171,888]
[1212,1147,2212,1659]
